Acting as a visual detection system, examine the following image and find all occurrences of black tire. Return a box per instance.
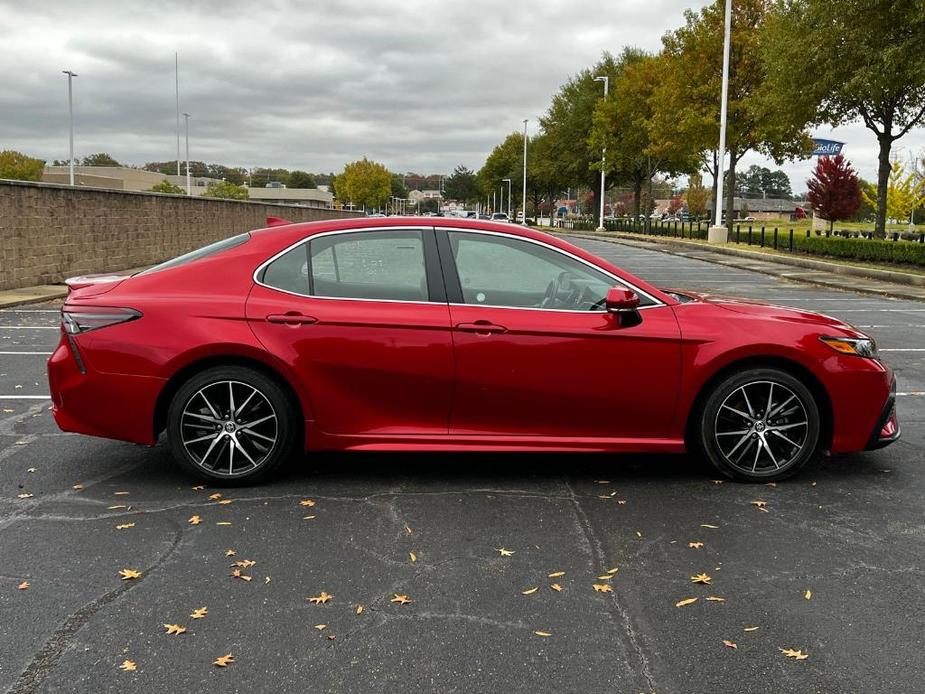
[695,367,821,482]
[166,365,298,485]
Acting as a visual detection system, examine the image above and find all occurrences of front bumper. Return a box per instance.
[866,378,900,450]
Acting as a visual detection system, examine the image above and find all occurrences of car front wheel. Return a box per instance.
[166,365,298,484]
[697,368,821,482]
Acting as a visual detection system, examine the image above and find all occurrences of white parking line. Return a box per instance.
[879,349,925,352]
[0,351,51,355]
[897,392,925,397]
[0,309,60,313]
[0,395,50,400]
[0,326,59,330]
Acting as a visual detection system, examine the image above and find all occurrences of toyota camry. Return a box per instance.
[48,217,899,484]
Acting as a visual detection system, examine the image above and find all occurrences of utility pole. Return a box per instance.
[594,75,609,231]
[175,53,181,176]
[63,70,78,186]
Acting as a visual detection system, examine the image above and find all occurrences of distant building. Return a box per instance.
[42,165,222,195]
[408,189,442,204]
[247,186,333,208]
[705,197,806,221]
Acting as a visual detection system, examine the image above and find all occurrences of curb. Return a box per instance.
[557,231,925,302]
[0,286,67,309]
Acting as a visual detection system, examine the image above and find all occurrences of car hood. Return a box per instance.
[668,289,864,334]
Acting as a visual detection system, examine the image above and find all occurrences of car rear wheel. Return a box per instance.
[166,366,298,484]
[697,368,821,482]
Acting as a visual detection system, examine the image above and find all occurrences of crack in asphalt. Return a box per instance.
[8,525,186,694]
[562,477,658,693]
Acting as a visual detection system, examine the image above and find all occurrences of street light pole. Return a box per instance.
[182,112,191,195]
[710,0,733,243]
[521,119,528,224]
[503,178,512,219]
[594,75,609,231]
[175,53,181,177]
[63,70,78,186]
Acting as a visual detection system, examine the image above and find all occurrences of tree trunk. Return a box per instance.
[875,133,892,235]
[633,179,643,218]
[725,151,737,230]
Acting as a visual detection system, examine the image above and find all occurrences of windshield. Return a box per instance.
[138,233,250,275]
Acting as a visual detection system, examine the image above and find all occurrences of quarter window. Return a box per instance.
[449,231,645,310]
[262,243,310,295]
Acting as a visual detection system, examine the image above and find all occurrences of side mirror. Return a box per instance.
[605,287,640,314]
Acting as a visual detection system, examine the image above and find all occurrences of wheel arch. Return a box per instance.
[153,353,307,445]
[684,355,834,453]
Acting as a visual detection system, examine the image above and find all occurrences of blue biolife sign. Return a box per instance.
[811,139,845,156]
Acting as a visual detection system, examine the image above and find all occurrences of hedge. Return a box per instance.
[790,234,925,267]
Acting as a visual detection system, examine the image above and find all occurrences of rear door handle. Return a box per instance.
[266,312,318,326]
[455,321,507,335]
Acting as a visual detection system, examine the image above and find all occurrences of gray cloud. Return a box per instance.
[1,0,921,188]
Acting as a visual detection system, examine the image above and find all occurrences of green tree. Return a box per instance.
[443,165,480,204]
[391,173,409,201]
[478,132,526,213]
[287,170,316,188]
[762,0,925,233]
[655,0,812,227]
[338,158,391,209]
[203,180,249,200]
[80,152,121,167]
[863,160,925,225]
[685,173,710,218]
[148,179,185,194]
[739,165,792,198]
[0,150,45,181]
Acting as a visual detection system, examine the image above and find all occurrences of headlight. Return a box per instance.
[820,336,878,358]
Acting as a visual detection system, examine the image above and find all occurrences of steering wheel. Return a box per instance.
[541,271,572,309]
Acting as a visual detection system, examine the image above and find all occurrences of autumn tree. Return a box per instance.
[763,0,925,234]
[655,0,812,227]
[337,158,391,209]
[806,154,862,231]
[863,160,925,226]
[203,180,248,200]
[685,172,710,219]
[0,150,45,181]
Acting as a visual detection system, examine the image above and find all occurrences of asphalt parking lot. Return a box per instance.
[1,237,923,694]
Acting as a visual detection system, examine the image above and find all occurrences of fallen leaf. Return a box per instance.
[811,481,817,487]
[804,589,812,600]
[217,499,233,505]
[191,485,205,491]
[314,624,326,630]
[766,482,777,488]
[16,493,33,499]
[723,640,737,650]
[213,653,234,667]
[522,587,539,595]
[119,569,141,580]
[72,483,83,490]
[225,549,236,557]
[700,524,719,529]
[216,522,232,526]
[688,542,704,549]
[355,604,364,615]
[208,493,222,500]
[706,596,726,602]
[547,571,565,578]
[163,623,187,636]
[534,631,552,637]
[191,607,208,619]
[593,583,613,593]
[309,591,332,605]
[780,647,809,660]
[391,594,412,605]
[230,569,252,582]
[606,567,619,574]
[299,499,316,507]
[617,499,626,505]
[302,515,316,520]
[752,499,768,508]
[597,574,614,580]
[497,548,514,557]
[405,525,413,534]
[594,480,610,484]
[711,480,724,485]
[17,581,29,590]
[188,515,202,525]
[115,523,135,530]
[675,598,698,607]
[691,573,712,585]
[265,576,271,584]
[233,559,256,569]
[107,505,127,510]
[550,583,562,592]
[409,552,417,562]
[743,626,760,632]
[114,491,130,496]
[635,531,642,538]
[119,660,137,672]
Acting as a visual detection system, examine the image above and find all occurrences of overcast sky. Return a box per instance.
[2,0,922,191]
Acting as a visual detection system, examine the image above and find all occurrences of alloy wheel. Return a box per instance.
[713,380,809,475]
[180,380,278,478]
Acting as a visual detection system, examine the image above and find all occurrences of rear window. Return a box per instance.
[138,233,250,275]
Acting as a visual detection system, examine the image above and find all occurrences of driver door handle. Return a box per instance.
[266,312,318,326]
[455,320,507,335]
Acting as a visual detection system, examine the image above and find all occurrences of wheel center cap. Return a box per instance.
[755,421,766,432]
[224,422,236,433]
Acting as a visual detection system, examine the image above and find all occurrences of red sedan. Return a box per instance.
[48,218,899,483]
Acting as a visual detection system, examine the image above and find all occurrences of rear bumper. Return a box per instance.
[865,378,900,450]
[48,335,164,445]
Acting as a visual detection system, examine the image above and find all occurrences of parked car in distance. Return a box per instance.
[742,216,756,222]
[516,211,524,222]
[50,217,898,484]
[491,212,510,222]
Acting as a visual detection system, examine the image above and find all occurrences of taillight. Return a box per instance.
[62,307,141,334]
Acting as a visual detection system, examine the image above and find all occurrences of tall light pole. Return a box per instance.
[182,112,191,195]
[503,178,512,219]
[498,186,503,216]
[63,70,78,186]
[521,119,528,224]
[710,0,733,243]
[593,75,609,231]
[175,53,181,176]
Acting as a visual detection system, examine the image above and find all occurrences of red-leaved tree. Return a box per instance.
[667,195,684,215]
[806,154,862,232]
